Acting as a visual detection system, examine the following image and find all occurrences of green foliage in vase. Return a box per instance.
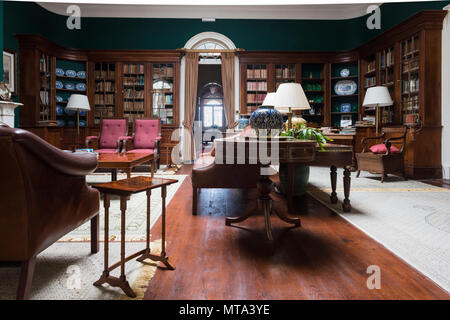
[281,123,333,150]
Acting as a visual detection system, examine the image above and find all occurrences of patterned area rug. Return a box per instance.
[307,166,450,293]
[60,173,187,241]
[0,241,163,300]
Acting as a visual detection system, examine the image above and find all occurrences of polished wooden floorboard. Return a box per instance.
[144,165,449,299]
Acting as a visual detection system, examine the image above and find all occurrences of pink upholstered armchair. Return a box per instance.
[85,119,128,153]
[119,118,162,174]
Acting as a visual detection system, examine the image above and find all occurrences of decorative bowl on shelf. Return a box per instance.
[340,68,350,77]
[56,105,65,115]
[77,71,86,79]
[65,83,75,90]
[75,83,86,91]
[65,70,76,77]
[56,68,65,77]
[55,81,64,89]
[340,103,352,113]
[334,80,357,95]
[56,95,63,102]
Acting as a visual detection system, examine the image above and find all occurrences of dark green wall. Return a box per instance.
[4,1,449,52]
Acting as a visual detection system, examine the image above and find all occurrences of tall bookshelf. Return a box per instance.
[302,63,325,126]
[245,64,268,114]
[361,54,377,123]
[401,35,420,125]
[275,64,296,89]
[152,63,174,125]
[122,63,145,124]
[94,63,116,125]
[330,62,359,127]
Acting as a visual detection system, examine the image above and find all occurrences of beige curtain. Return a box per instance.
[221,52,238,129]
[183,52,199,162]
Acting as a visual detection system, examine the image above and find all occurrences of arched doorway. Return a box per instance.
[198,83,225,142]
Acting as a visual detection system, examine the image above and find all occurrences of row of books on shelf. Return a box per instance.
[402,79,419,94]
[380,50,394,68]
[40,57,50,73]
[153,107,173,118]
[95,81,114,92]
[94,106,114,118]
[124,88,144,99]
[95,93,114,105]
[380,72,395,85]
[402,58,419,72]
[124,101,144,111]
[366,60,376,73]
[124,76,145,86]
[153,66,174,78]
[123,64,144,74]
[365,77,376,88]
[40,91,50,105]
[402,38,419,56]
[247,93,266,104]
[402,96,419,112]
[275,67,295,79]
[95,70,115,80]
[246,68,267,79]
[246,81,267,91]
[153,93,173,105]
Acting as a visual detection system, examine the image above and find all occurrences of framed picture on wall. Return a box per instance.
[3,49,17,96]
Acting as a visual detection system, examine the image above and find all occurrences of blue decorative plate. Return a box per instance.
[334,80,357,95]
[56,95,63,102]
[79,120,87,127]
[77,71,86,79]
[65,83,75,90]
[56,68,65,77]
[56,105,65,115]
[57,120,65,127]
[65,107,76,116]
[55,81,64,89]
[65,69,76,77]
[76,83,86,91]
[340,103,352,113]
[340,68,350,78]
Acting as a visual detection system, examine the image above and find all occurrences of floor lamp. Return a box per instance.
[274,83,311,129]
[362,86,393,135]
[66,94,91,136]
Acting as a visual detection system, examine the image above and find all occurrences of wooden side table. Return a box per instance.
[92,176,178,298]
[162,142,179,169]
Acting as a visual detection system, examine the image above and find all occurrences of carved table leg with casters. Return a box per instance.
[226,167,301,240]
[137,186,175,270]
[330,165,338,204]
[342,166,352,212]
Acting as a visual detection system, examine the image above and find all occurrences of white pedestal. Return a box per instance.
[0,101,22,127]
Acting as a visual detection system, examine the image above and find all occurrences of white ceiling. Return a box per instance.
[34,1,386,20]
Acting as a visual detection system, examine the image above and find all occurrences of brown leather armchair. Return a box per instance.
[0,124,100,299]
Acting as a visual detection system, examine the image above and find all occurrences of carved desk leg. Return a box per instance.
[342,166,351,212]
[330,165,338,204]
[94,194,110,285]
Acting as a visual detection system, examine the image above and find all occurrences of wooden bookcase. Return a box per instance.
[93,62,116,124]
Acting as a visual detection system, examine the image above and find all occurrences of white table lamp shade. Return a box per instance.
[66,94,91,111]
[363,86,393,107]
[261,92,277,107]
[274,83,310,112]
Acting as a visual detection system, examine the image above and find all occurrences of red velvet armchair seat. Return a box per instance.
[120,118,162,175]
[0,124,100,299]
[86,118,127,153]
